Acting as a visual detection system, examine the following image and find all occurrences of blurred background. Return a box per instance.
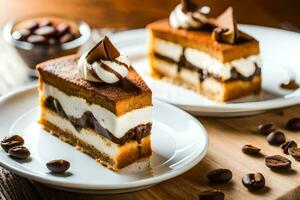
[1,0,300,31]
[0,0,300,94]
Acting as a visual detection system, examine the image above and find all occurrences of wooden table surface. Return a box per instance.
[1,1,300,198]
[1,0,300,31]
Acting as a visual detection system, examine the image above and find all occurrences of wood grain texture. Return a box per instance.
[0,0,300,31]
[0,168,41,200]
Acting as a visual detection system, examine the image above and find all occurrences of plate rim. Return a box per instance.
[0,84,208,190]
[110,25,300,114]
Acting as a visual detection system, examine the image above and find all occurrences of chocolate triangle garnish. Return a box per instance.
[181,0,199,13]
[86,36,120,63]
[213,7,239,44]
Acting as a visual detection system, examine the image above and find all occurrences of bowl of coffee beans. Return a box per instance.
[2,16,91,76]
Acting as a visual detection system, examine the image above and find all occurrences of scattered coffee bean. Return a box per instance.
[281,140,297,154]
[286,118,300,131]
[1,135,24,152]
[59,33,74,44]
[206,169,232,184]
[288,148,300,161]
[266,131,286,145]
[242,173,265,190]
[24,21,39,32]
[8,146,30,160]
[27,35,47,44]
[56,22,70,36]
[199,189,224,200]
[1,140,24,153]
[265,155,291,170]
[46,159,70,173]
[242,144,261,155]
[257,123,276,135]
[34,26,57,37]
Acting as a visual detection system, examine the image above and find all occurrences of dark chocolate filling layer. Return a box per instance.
[153,52,261,83]
[44,96,151,145]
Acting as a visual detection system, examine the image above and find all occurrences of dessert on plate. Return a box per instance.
[147,0,262,102]
[37,36,152,171]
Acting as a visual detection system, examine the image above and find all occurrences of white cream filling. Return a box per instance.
[153,39,262,80]
[179,68,199,86]
[202,78,222,95]
[153,58,199,86]
[153,38,183,62]
[44,110,118,157]
[169,4,209,29]
[185,48,261,80]
[42,83,152,139]
[152,58,178,78]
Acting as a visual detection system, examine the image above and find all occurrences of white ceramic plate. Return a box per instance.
[111,25,300,117]
[0,84,208,194]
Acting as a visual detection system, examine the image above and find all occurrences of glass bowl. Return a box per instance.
[2,16,91,77]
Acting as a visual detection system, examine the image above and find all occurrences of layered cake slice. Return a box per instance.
[37,36,152,171]
[147,1,262,102]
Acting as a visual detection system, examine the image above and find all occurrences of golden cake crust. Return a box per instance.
[202,76,262,102]
[147,19,260,63]
[37,54,152,116]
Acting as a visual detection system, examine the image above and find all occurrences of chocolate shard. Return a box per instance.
[181,0,199,13]
[212,7,239,44]
[86,36,120,63]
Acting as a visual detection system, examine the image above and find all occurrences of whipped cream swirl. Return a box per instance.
[78,36,130,84]
[78,54,130,84]
[169,4,210,29]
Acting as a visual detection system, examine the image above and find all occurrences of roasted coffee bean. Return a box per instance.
[46,159,70,173]
[59,33,74,44]
[24,21,39,32]
[8,146,30,159]
[242,173,265,190]
[286,118,300,131]
[34,26,57,37]
[14,19,78,45]
[1,141,24,153]
[1,135,24,152]
[281,140,297,154]
[288,148,300,161]
[27,35,47,44]
[199,189,224,200]
[242,144,261,155]
[257,123,276,135]
[265,155,291,170]
[206,169,232,184]
[266,131,286,145]
[12,29,31,41]
[56,23,70,36]
[39,19,52,27]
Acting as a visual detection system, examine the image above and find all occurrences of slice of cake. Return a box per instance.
[37,36,152,171]
[147,1,262,102]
